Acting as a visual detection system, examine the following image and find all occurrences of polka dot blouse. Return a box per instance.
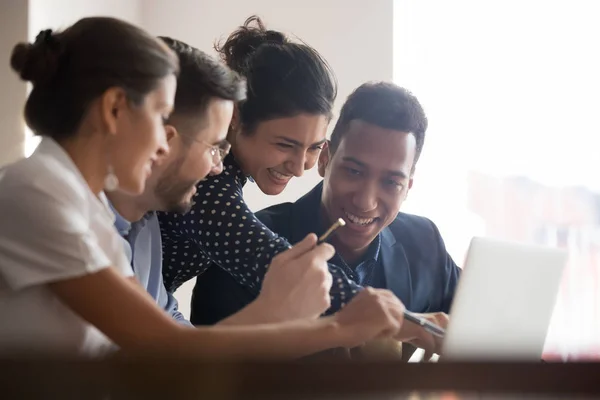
[157,155,362,313]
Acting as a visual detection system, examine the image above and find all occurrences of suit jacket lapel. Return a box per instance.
[288,182,325,244]
[380,226,414,309]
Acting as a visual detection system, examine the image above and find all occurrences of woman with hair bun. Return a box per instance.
[158,16,367,325]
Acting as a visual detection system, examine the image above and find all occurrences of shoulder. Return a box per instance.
[0,153,88,216]
[387,212,445,245]
[255,202,294,227]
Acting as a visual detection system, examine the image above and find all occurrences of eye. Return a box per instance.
[345,167,362,176]
[383,179,404,191]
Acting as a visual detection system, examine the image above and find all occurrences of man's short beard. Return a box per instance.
[154,156,196,214]
[157,181,196,214]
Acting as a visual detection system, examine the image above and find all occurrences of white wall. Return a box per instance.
[140,0,394,317]
[0,1,29,167]
[29,0,141,37]
[23,0,143,156]
[1,0,143,166]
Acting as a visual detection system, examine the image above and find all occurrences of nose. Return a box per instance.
[286,151,309,177]
[155,142,169,163]
[209,161,224,176]
[352,181,378,212]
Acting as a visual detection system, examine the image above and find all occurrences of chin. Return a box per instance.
[338,231,374,252]
[118,177,145,196]
[256,179,287,196]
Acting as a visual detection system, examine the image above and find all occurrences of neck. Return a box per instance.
[334,240,369,268]
[106,190,150,223]
[59,135,107,196]
[227,130,249,176]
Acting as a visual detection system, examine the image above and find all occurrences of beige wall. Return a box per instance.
[0,0,142,165]
[0,1,28,167]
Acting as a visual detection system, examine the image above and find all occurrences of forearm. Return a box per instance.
[168,317,345,360]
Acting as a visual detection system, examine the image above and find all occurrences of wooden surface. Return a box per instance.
[1,356,600,399]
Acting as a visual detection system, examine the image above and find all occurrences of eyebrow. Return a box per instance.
[211,139,229,147]
[341,156,408,179]
[275,136,327,147]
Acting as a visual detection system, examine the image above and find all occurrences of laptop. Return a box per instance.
[410,236,568,362]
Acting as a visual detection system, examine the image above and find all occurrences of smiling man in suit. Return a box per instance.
[256,82,461,314]
[191,82,460,327]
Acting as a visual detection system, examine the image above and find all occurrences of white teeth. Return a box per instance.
[344,211,375,226]
[269,169,292,180]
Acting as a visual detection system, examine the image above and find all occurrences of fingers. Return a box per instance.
[365,288,404,338]
[297,242,335,265]
[273,233,318,263]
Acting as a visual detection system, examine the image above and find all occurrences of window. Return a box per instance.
[395,0,600,360]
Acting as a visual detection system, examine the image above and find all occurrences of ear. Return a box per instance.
[318,141,331,178]
[405,173,414,200]
[164,124,178,144]
[100,87,128,136]
[230,105,241,133]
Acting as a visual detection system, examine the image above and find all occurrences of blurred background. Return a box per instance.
[2,0,599,361]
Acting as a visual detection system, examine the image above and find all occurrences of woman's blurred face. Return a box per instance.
[110,75,176,194]
[233,113,329,195]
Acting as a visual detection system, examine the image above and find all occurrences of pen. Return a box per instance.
[285,218,346,250]
[403,310,446,337]
[317,218,346,244]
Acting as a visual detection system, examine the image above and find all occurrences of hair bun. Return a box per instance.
[264,30,286,44]
[10,29,62,85]
[216,15,288,73]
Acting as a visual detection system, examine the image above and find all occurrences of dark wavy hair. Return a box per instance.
[215,15,337,133]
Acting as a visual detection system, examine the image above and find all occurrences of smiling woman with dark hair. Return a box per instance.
[156,16,366,322]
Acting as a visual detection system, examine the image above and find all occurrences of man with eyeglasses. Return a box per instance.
[104,38,242,325]
[105,38,341,326]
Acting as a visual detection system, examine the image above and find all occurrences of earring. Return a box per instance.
[104,163,119,191]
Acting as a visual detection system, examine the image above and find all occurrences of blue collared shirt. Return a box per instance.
[329,234,386,289]
[112,205,191,326]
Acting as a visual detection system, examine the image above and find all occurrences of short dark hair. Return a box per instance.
[10,17,179,141]
[215,15,337,133]
[330,82,428,166]
[158,37,246,119]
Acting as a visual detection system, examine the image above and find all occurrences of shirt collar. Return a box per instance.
[36,137,116,223]
[225,153,248,186]
[109,201,132,236]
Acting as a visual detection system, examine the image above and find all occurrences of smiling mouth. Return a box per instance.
[267,168,293,182]
[344,210,378,226]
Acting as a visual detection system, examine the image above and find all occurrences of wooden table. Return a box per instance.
[1,356,599,399]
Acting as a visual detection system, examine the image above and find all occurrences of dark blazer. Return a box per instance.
[257,181,461,313]
[190,181,461,325]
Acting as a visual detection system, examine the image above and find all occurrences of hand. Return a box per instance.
[396,312,448,360]
[257,234,334,321]
[334,287,406,348]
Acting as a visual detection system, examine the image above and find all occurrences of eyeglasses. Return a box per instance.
[202,140,231,165]
[180,133,231,165]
